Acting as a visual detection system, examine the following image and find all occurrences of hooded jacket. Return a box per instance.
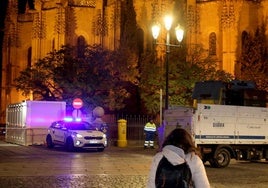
[147,145,210,188]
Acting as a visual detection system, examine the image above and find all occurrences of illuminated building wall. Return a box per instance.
[1,0,268,124]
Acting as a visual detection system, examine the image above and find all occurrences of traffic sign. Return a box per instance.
[72,98,83,109]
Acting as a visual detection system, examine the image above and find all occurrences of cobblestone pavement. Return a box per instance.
[0,139,154,188]
[0,175,147,188]
[1,139,268,188]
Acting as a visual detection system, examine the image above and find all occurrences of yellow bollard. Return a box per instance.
[117,119,127,147]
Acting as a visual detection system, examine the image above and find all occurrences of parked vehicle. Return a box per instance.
[6,100,66,145]
[0,126,5,135]
[46,119,107,151]
[162,80,268,168]
[164,103,268,168]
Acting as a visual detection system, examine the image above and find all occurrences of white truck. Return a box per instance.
[163,80,268,168]
[6,100,66,146]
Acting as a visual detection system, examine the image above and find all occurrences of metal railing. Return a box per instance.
[103,114,150,144]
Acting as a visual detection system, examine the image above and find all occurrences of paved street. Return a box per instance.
[0,138,268,188]
[0,140,154,188]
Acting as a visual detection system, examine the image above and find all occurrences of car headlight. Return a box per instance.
[103,134,107,139]
[76,133,83,138]
[72,132,83,138]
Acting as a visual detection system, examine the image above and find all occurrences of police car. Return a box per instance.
[46,118,107,151]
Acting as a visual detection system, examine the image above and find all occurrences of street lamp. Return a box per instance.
[152,15,184,109]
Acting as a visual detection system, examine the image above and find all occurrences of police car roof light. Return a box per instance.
[64,117,73,122]
[75,118,82,122]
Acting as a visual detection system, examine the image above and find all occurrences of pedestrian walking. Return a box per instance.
[147,128,210,188]
[144,118,157,149]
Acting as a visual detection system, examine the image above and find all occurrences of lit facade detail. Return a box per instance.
[1,0,268,123]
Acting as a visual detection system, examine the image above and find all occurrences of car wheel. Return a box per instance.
[97,148,104,152]
[46,135,54,148]
[65,137,74,152]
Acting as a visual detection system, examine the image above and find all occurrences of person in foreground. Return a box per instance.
[147,128,210,188]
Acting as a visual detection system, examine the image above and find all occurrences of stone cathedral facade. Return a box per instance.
[1,0,267,124]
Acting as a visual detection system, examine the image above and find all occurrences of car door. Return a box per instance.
[53,123,65,144]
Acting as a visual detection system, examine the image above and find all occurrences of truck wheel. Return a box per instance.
[208,158,216,167]
[202,155,208,164]
[46,135,54,148]
[213,148,231,168]
[65,137,74,152]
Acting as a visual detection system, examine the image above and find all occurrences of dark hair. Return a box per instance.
[162,128,199,155]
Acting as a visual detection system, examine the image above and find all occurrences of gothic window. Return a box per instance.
[27,47,32,67]
[241,31,248,49]
[196,0,215,3]
[103,0,107,7]
[77,36,86,58]
[137,28,144,55]
[52,38,55,50]
[209,32,216,56]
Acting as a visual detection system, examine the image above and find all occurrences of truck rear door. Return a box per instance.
[235,106,268,145]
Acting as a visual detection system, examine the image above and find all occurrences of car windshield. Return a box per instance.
[64,122,96,130]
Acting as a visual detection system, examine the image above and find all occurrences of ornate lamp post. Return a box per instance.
[152,15,184,109]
